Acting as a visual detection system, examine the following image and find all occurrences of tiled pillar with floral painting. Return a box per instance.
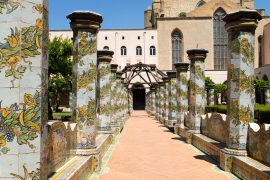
[110,64,118,126]
[187,49,208,133]
[220,10,262,171]
[265,88,270,105]
[0,1,48,178]
[67,11,102,150]
[155,83,161,120]
[174,63,190,128]
[208,88,215,106]
[163,77,170,124]
[167,71,177,127]
[97,50,113,133]
[150,86,156,116]
[159,82,165,122]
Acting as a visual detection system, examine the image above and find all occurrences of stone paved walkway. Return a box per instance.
[100,111,236,180]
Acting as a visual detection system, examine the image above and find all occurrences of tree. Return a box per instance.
[255,78,269,104]
[205,76,215,89]
[48,37,73,117]
[214,83,227,104]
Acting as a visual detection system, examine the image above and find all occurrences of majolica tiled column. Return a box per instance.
[159,82,165,122]
[208,87,215,106]
[175,63,190,128]
[220,10,261,171]
[155,83,160,120]
[187,49,208,133]
[163,77,170,124]
[67,11,103,149]
[115,72,123,126]
[167,71,177,127]
[97,51,114,133]
[150,86,156,116]
[0,1,48,178]
[110,64,118,126]
[265,88,270,104]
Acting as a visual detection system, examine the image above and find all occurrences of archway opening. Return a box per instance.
[132,84,146,110]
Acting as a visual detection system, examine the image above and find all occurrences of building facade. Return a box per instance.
[50,29,158,71]
[50,0,270,84]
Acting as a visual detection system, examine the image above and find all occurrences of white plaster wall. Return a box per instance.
[50,29,158,71]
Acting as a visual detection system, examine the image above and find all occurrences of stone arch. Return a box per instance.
[196,0,206,7]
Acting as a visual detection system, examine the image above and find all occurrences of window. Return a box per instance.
[121,46,127,56]
[138,36,141,40]
[103,46,109,50]
[196,0,206,7]
[151,36,154,39]
[213,8,228,70]
[122,36,125,40]
[105,36,108,40]
[171,29,183,69]
[136,46,142,56]
[150,46,156,56]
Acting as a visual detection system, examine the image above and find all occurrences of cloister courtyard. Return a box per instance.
[1,0,270,180]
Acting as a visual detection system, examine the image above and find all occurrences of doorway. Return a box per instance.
[132,84,146,110]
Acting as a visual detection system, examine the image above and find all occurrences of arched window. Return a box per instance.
[213,8,228,70]
[103,46,109,50]
[121,46,127,56]
[197,0,206,7]
[150,46,156,56]
[136,46,142,56]
[172,29,183,68]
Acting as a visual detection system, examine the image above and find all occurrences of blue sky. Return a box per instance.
[49,0,270,30]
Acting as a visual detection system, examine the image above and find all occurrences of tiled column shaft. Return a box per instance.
[115,72,123,125]
[265,88,270,104]
[208,88,215,106]
[187,49,208,132]
[151,86,156,115]
[167,71,177,126]
[67,11,102,149]
[155,84,160,119]
[110,64,118,126]
[224,10,261,150]
[159,82,165,121]
[0,1,48,178]
[175,63,190,127]
[220,10,261,171]
[163,78,170,121]
[97,51,113,132]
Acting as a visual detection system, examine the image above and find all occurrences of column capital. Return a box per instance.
[162,77,170,83]
[224,9,262,31]
[187,49,208,61]
[97,50,114,63]
[111,64,118,73]
[166,71,177,79]
[67,11,103,32]
[174,62,190,72]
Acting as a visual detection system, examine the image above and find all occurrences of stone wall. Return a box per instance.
[248,123,270,167]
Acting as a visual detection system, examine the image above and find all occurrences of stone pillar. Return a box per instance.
[115,72,123,127]
[155,83,160,120]
[159,82,165,123]
[265,88,270,105]
[187,49,208,133]
[163,78,170,124]
[111,64,118,127]
[208,88,215,106]
[0,1,48,178]
[167,71,177,128]
[97,50,114,133]
[175,63,190,128]
[150,86,156,116]
[220,10,261,171]
[67,11,103,149]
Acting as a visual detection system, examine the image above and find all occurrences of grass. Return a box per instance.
[53,112,72,120]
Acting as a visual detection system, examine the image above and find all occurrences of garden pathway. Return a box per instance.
[100,111,236,180]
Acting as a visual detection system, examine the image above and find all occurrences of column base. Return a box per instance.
[177,126,200,144]
[220,148,247,172]
[166,120,177,128]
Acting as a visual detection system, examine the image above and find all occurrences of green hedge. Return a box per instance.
[205,105,270,124]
